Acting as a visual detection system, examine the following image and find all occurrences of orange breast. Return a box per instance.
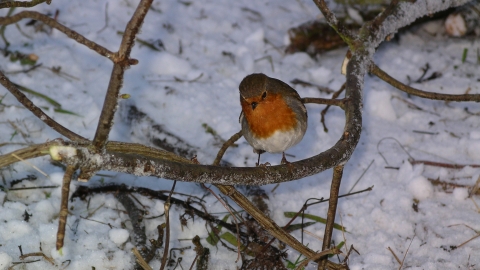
[241,93,297,139]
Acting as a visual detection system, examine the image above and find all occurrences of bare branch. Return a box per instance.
[0,71,88,142]
[311,0,355,42]
[117,0,152,60]
[320,165,344,268]
[0,11,114,59]
[371,63,480,102]
[302,97,348,110]
[0,0,51,9]
[212,131,242,166]
[159,181,176,270]
[92,0,153,151]
[56,165,76,250]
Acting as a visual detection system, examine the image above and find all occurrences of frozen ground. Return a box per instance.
[0,0,479,269]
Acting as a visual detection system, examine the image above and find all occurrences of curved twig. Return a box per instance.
[0,0,51,9]
[302,97,347,110]
[0,11,114,59]
[212,130,242,166]
[371,63,480,102]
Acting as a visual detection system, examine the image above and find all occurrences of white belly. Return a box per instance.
[248,128,304,153]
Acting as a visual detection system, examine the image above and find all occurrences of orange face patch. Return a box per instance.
[241,92,297,139]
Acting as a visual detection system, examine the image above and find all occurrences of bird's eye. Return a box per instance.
[251,102,258,110]
[261,91,267,100]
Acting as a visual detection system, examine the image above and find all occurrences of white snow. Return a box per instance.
[108,229,130,246]
[453,188,469,201]
[0,253,12,270]
[408,175,434,201]
[365,89,397,121]
[0,0,479,269]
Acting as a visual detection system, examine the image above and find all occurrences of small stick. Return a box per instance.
[56,165,76,251]
[159,181,176,270]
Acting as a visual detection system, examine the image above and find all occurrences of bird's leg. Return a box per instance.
[281,152,294,170]
[255,150,268,167]
[281,152,289,165]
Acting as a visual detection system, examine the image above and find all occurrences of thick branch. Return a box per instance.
[361,0,473,50]
[0,140,197,169]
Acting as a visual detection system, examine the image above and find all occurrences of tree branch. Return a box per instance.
[370,63,480,102]
[0,71,88,142]
[0,0,51,9]
[0,11,114,59]
[92,0,153,151]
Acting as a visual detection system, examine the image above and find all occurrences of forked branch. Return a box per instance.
[92,0,153,151]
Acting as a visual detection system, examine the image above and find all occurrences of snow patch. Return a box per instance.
[0,253,12,270]
[408,175,433,201]
[109,228,130,246]
[365,90,396,121]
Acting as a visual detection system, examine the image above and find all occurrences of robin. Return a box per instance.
[239,73,307,165]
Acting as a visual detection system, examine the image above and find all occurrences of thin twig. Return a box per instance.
[409,159,480,169]
[301,97,348,110]
[202,184,242,263]
[97,2,109,34]
[0,71,88,142]
[8,185,59,190]
[321,83,346,132]
[320,165,344,268]
[212,130,242,166]
[295,248,341,270]
[56,165,76,250]
[387,247,402,265]
[376,137,414,165]
[371,63,480,102]
[159,181,176,270]
[0,11,114,59]
[19,252,55,265]
[399,236,415,270]
[11,153,48,177]
[312,0,354,41]
[348,159,374,193]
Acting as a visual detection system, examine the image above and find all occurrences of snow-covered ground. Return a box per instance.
[0,0,479,269]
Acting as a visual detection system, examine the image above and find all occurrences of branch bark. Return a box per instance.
[92,0,153,151]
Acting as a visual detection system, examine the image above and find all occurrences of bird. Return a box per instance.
[239,73,307,166]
